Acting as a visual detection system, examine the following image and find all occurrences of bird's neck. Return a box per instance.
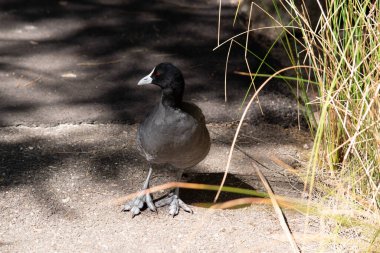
[161,87,183,108]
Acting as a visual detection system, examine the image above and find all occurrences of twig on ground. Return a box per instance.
[253,161,301,253]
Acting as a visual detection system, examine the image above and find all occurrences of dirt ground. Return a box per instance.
[0,0,336,252]
[0,123,327,253]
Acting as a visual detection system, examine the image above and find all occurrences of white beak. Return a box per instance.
[137,67,155,85]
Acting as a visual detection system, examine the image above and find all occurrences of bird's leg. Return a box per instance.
[155,169,193,216]
[123,165,156,217]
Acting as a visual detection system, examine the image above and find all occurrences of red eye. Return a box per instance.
[155,71,161,77]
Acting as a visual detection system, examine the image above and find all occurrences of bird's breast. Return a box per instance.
[136,105,210,168]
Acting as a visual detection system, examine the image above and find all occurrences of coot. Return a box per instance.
[123,63,210,217]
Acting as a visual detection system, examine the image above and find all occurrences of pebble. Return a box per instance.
[62,197,70,203]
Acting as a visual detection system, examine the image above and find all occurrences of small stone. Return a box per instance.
[61,72,77,78]
[303,143,310,150]
[62,197,70,203]
[24,25,37,30]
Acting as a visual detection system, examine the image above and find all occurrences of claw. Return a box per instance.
[155,193,174,208]
[122,203,132,211]
[155,192,192,216]
[131,206,141,218]
[123,193,156,217]
[169,197,179,217]
[178,199,193,213]
[146,193,157,212]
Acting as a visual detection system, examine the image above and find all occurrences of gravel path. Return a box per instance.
[0,0,324,252]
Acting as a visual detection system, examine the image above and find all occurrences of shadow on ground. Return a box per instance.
[0,2,326,252]
[0,0,309,192]
[0,123,315,252]
[0,0,308,225]
[0,0,299,126]
[181,173,257,205]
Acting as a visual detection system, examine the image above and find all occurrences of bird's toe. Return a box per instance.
[145,193,157,212]
[155,192,192,217]
[178,198,193,214]
[122,194,156,217]
[169,197,180,217]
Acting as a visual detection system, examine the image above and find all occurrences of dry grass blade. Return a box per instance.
[208,197,303,210]
[270,155,299,175]
[245,1,253,59]
[17,76,42,87]
[214,65,313,203]
[210,197,269,209]
[234,70,320,84]
[253,161,301,253]
[112,182,268,206]
[213,25,303,51]
[77,58,124,66]
[242,1,263,113]
[217,0,221,46]
[224,39,233,102]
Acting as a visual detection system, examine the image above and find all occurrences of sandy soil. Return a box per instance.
[0,0,337,252]
[0,123,331,253]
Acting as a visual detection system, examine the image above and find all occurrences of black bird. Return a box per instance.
[123,63,211,217]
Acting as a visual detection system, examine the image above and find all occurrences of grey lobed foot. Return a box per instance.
[122,193,156,218]
[155,192,193,217]
[123,166,155,217]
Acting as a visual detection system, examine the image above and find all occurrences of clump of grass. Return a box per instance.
[218,0,379,250]
[246,0,380,250]
[306,1,380,249]
[298,0,380,209]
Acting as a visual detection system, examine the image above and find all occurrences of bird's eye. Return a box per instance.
[154,71,161,77]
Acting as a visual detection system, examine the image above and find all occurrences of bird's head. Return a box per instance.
[138,62,185,107]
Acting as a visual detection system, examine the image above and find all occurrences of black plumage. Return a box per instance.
[123,63,210,217]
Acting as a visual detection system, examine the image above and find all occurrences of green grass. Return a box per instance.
[218,0,380,251]
[276,0,379,250]
[289,0,380,209]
